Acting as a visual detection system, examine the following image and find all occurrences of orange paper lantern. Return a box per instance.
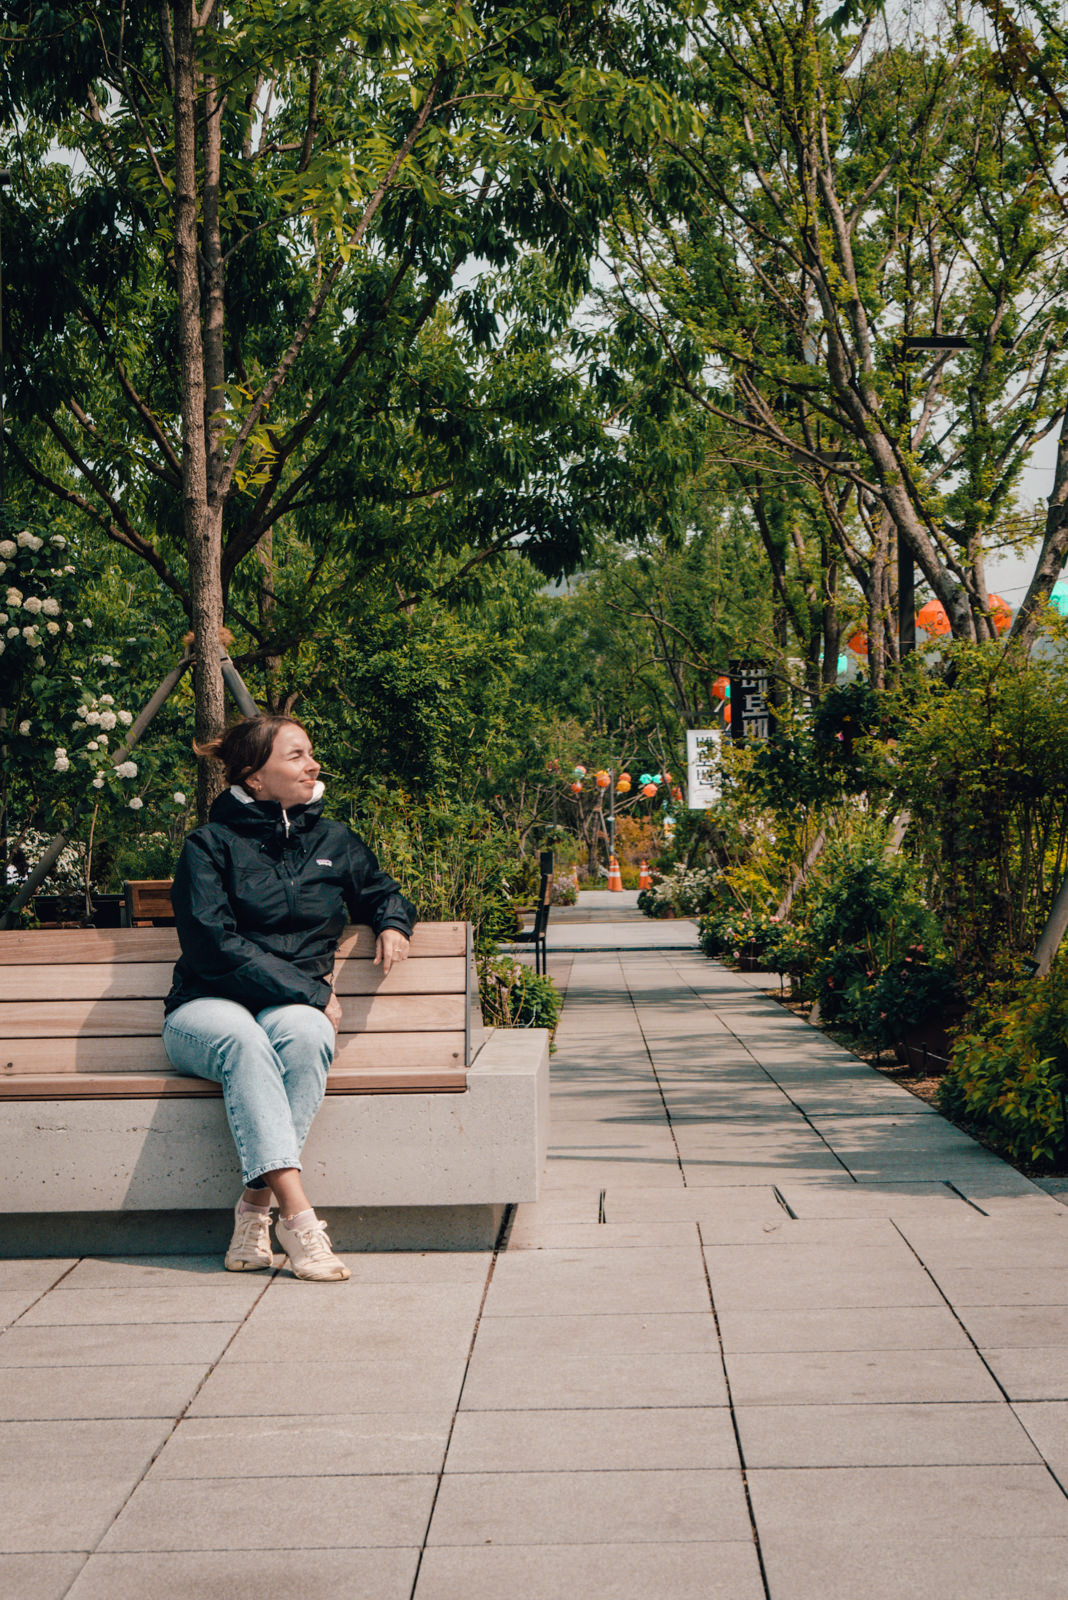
[846,630,869,656]
[595,770,610,789]
[917,598,950,636]
[641,782,657,798]
[711,676,729,700]
[570,781,583,795]
[989,593,1011,634]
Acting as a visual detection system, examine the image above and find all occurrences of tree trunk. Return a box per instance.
[173,2,226,817]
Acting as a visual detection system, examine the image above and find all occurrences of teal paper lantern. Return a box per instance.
[837,653,848,676]
[1051,582,1068,617]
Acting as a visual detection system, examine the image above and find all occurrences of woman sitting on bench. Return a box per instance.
[162,715,416,1281]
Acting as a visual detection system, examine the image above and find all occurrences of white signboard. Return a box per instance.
[686,728,721,809]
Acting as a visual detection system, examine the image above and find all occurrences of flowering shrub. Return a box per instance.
[637,863,721,919]
[479,955,562,1039]
[698,906,783,963]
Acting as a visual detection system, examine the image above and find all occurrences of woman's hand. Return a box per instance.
[375,929,410,976]
[324,991,343,1033]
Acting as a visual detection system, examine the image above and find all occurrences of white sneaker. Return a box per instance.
[224,1201,274,1271]
[275,1214,351,1281]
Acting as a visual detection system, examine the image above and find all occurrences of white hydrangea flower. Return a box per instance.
[82,618,92,628]
[21,625,37,641]
[0,641,5,654]
[0,540,15,558]
[0,614,6,625]
[46,621,60,635]
[64,564,75,574]
[98,710,117,730]
[117,710,133,726]
[17,531,42,551]
[21,596,43,615]
[50,534,67,548]
[41,597,60,616]
[86,711,101,725]
[53,756,70,772]
[77,705,88,718]
[87,741,98,751]
[128,796,143,811]
[99,693,114,705]
[6,588,22,605]
[6,626,19,638]
[97,733,108,746]
[91,775,105,789]
[65,621,73,634]
[0,562,6,575]
[115,760,138,778]
[173,792,187,805]
[18,720,30,735]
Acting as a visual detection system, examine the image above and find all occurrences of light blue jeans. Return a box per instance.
[162,998,335,1186]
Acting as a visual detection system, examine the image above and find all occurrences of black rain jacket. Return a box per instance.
[165,787,417,1016]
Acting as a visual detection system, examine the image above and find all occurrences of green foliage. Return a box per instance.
[479,956,562,1038]
[940,963,1068,1168]
[894,644,1068,975]
[698,905,782,962]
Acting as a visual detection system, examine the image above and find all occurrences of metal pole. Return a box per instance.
[0,167,12,508]
[898,530,916,657]
[219,645,258,716]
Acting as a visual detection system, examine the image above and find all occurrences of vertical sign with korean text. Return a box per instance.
[729,659,772,744]
[686,729,721,809]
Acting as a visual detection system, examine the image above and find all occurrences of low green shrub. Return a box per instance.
[638,864,721,919]
[479,956,562,1039]
[939,963,1068,1169]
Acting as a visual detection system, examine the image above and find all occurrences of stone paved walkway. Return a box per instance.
[4,898,1068,1598]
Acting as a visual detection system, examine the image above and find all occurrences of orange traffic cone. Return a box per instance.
[638,860,652,889]
[607,854,623,891]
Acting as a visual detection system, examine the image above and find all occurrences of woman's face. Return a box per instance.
[247,724,321,809]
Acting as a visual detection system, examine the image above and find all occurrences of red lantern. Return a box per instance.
[989,593,1011,634]
[917,599,950,636]
[641,782,657,798]
[724,703,732,726]
[570,781,583,795]
[712,676,729,700]
[846,630,869,656]
[595,770,610,789]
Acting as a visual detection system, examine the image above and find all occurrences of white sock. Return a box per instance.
[239,1195,272,1214]
[282,1207,317,1232]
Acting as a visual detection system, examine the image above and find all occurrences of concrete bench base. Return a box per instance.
[3,1029,549,1249]
[0,1203,510,1257]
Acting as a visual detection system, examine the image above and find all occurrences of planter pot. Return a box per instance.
[34,893,126,930]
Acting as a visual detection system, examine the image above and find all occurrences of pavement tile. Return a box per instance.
[66,1549,419,1600]
[18,1282,269,1325]
[426,1468,752,1546]
[747,1466,1068,1600]
[0,1364,206,1421]
[98,1474,437,1551]
[0,1290,55,1330]
[504,1218,700,1250]
[0,1321,234,1368]
[471,1311,719,1358]
[0,1419,170,1551]
[956,1305,1068,1348]
[188,1358,466,1417]
[147,1413,451,1478]
[0,1554,87,1599]
[596,1187,785,1224]
[331,1253,492,1283]
[696,1217,901,1247]
[61,1256,228,1288]
[482,1247,710,1318]
[717,1305,971,1354]
[926,1267,1068,1307]
[0,1261,78,1293]
[413,1541,765,1600]
[542,1158,688,1190]
[735,1401,1041,1467]
[445,1406,739,1472]
[702,1243,941,1310]
[460,1348,729,1410]
[982,1348,1068,1401]
[724,1347,1002,1406]
[1014,1402,1068,1480]
[227,1311,477,1364]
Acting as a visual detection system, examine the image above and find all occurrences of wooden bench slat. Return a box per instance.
[0,1065,467,1100]
[0,1032,466,1075]
[0,992,465,1038]
[0,924,466,964]
[0,956,467,1003]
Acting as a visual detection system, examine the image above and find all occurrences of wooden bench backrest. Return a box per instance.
[0,922,476,1099]
[124,879,177,926]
